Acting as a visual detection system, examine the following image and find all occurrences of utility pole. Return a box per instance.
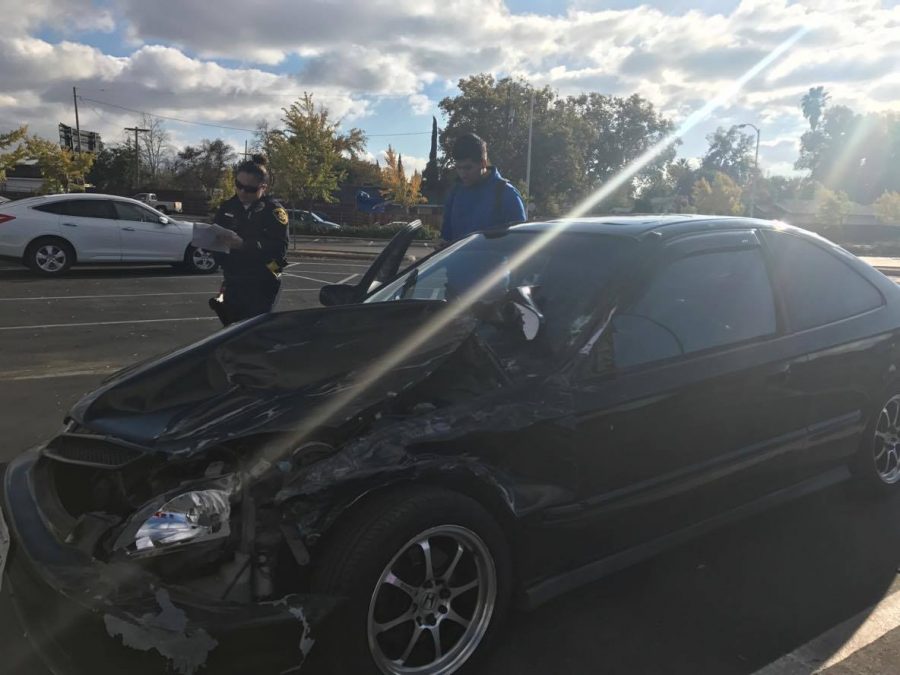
[124,126,150,188]
[737,123,761,218]
[525,87,535,218]
[73,86,83,153]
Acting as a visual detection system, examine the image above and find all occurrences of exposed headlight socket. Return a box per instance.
[114,474,239,558]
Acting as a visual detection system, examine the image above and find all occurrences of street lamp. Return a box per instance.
[736,123,761,218]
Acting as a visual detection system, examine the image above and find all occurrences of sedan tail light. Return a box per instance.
[0,214,15,224]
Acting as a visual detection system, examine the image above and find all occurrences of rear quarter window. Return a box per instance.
[33,202,69,215]
[763,231,883,331]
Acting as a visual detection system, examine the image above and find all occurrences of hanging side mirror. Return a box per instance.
[319,284,359,307]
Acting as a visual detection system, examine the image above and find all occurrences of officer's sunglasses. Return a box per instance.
[235,178,265,193]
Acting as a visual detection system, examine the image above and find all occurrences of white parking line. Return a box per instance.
[0,289,320,302]
[753,585,900,674]
[337,273,359,284]
[282,272,332,284]
[286,260,370,269]
[0,317,218,331]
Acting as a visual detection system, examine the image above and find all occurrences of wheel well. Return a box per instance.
[25,235,77,264]
[307,471,521,581]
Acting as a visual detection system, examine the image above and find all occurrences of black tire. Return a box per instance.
[157,206,168,214]
[311,486,512,675]
[25,237,75,276]
[851,387,900,497]
[183,245,219,274]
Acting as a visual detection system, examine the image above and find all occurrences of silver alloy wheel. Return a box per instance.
[367,525,497,675]
[191,247,216,271]
[873,395,900,484]
[35,244,67,273]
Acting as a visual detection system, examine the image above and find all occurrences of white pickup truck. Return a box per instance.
[132,193,183,214]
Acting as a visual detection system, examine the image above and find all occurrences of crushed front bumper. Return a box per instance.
[1,449,336,675]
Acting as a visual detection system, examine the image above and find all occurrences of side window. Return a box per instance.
[613,249,777,369]
[114,201,154,222]
[66,200,116,219]
[34,202,69,215]
[764,231,883,331]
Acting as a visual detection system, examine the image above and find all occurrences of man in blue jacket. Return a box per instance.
[441,133,526,244]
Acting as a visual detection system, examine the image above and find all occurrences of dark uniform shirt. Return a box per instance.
[210,195,290,324]
[212,194,289,279]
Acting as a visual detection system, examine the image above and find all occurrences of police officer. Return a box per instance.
[209,154,289,326]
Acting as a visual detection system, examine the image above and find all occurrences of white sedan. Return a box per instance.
[0,193,218,276]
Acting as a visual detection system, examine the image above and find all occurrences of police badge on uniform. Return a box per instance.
[274,207,289,225]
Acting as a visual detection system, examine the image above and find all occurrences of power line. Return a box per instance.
[80,95,431,137]
[79,96,259,133]
[366,131,431,137]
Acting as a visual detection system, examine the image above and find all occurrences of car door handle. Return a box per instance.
[62,222,77,227]
[122,227,136,232]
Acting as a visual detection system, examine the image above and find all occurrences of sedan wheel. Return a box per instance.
[872,395,900,485]
[28,240,74,275]
[368,525,497,675]
[186,246,218,274]
[311,487,511,675]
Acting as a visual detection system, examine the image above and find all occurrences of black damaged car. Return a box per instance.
[4,216,900,675]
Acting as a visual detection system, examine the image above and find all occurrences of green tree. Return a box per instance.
[88,144,138,193]
[565,92,677,194]
[0,126,28,182]
[692,172,743,216]
[338,157,382,186]
[25,137,95,193]
[701,126,755,185]
[815,187,851,240]
[439,75,676,216]
[874,191,900,224]
[264,93,366,207]
[174,139,236,194]
[795,105,900,203]
[209,166,235,210]
[421,116,441,201]
[801,86,830,132]
[381,146,425,208]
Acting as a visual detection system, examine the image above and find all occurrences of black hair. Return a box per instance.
[451,133,488,164]
[235,154,269,182]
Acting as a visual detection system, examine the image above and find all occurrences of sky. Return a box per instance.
[1,0,898,178]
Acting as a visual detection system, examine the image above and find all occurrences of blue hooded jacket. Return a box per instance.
[441,167,526,242]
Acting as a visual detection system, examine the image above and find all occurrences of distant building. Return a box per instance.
[757,199,899,244]
[759,199,879,228]
[0,159,43,197]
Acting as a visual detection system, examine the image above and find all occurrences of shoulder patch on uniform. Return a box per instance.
[273,207,289,225]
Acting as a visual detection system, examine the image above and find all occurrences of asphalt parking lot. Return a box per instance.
[2,259,900,675]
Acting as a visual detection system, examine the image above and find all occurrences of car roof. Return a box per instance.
[4,193,156,209]
[508,215,786,238]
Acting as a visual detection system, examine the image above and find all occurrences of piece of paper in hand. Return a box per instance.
[192,222,233,254]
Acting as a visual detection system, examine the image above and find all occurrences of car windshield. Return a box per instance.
[367,230,634,371]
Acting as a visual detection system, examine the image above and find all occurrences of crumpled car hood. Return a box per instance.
[69,300,479,452]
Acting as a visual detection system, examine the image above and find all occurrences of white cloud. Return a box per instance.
[407,94,433,116]
[0,0,115,33]
[0,0,897,175]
